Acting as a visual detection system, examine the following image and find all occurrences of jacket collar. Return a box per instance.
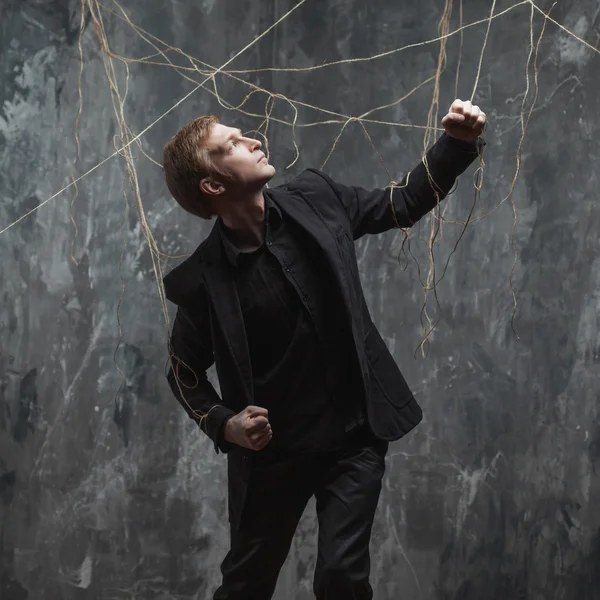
[217,194,283,267]
[199,184,340,265]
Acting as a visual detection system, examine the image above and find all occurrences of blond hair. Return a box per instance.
[163,115,221,220]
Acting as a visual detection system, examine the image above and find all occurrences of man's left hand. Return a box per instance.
[442,99,487,144]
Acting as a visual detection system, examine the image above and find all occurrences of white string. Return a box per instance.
[0,0,307,237]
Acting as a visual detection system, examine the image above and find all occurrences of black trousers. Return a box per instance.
[213,437,388,600]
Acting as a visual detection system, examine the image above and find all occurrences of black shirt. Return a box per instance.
[218,197,366,460]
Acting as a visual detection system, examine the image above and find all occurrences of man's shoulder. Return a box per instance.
[162,238,210,307]
[283,167,337,192]
[274,168,342,205]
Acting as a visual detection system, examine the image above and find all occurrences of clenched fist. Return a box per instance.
[442,99,487,144]
[224,405,273,451]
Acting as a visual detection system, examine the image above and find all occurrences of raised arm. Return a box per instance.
[318,99,487,239]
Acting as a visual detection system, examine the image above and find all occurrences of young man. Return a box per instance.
[162,99,487,599]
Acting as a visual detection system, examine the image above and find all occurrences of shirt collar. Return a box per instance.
[218,193,282,267]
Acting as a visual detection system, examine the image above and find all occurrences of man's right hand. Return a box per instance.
[223,405,273,451]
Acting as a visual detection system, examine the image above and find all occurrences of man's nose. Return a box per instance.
[250,138,262,151]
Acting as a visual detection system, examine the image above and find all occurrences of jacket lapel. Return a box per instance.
[267,185,353,311]
[200,224,254,403]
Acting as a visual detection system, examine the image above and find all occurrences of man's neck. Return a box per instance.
[218,188,266,252]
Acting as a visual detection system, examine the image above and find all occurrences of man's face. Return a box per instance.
[206,124,276,191]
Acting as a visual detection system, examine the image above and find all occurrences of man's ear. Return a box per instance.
[200,176,225,197]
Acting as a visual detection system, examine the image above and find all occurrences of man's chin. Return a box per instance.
[262,165,276,181]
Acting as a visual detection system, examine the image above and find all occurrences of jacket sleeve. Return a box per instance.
[167,305,236,454]
[313,132,484,239]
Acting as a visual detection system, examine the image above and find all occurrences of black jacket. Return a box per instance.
[163,132,482,526]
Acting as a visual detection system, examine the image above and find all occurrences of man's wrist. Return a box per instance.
[206,405,236,453]
[223,415,235,444]
[443,132,485,153]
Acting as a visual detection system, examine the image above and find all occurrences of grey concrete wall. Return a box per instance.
[1,0,599,598]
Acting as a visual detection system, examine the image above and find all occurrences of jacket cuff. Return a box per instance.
[204,405,237,454]
[441,132,485,154]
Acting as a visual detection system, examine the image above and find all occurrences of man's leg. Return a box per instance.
[312,439,388,600]
[214,456,315,600]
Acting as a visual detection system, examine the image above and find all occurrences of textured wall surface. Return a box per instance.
[1,0,599,598]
